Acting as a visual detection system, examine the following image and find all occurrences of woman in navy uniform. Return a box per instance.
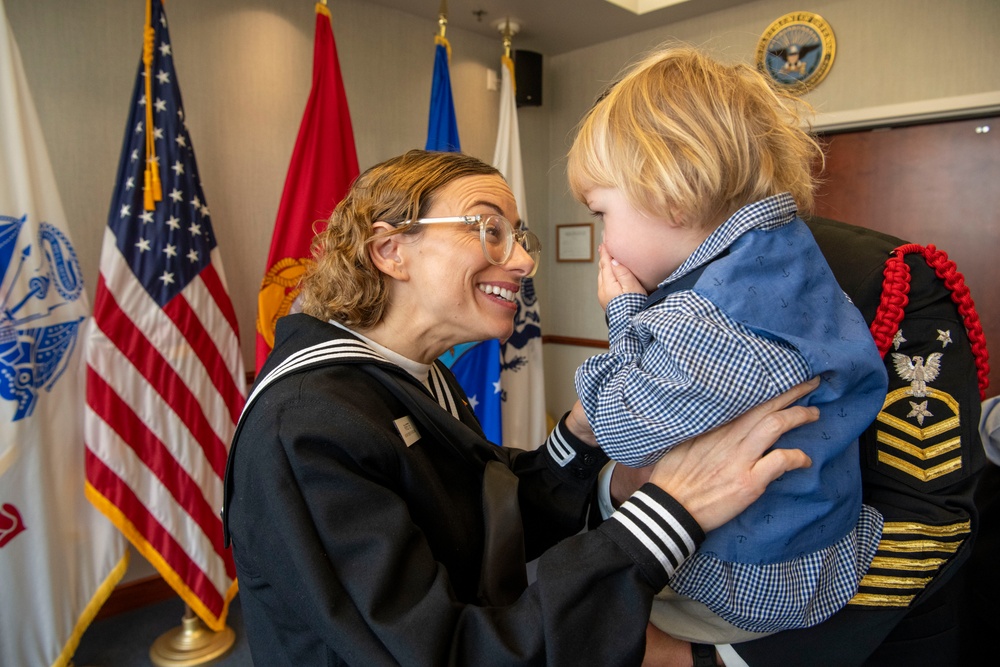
[221,150,816,666]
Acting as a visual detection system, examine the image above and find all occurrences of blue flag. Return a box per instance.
[439,341,503,441]
[424,35,502,444]
[425,39,461,153]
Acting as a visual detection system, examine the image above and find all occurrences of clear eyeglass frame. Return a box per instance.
[403,214,540,278]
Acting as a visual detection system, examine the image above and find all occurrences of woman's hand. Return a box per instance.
[647,378,819,533]
[565,399,599,447]
[598,244,646,310]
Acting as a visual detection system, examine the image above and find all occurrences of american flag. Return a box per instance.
[84,0,245,632]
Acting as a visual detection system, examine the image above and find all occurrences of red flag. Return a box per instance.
[256,2,359,371]
[84,0,245,631]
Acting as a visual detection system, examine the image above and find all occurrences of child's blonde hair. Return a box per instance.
[568,44,822,228]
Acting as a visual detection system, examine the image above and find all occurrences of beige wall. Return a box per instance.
[5,0,551,371]
[542,0,1000,417]
[6,0,999,559]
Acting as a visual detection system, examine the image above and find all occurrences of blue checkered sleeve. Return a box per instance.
[575,290,811,467]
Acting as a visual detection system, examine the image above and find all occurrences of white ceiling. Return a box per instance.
[362,0,755,55]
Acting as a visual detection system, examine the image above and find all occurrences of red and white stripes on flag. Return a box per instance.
[84,0,245,632]
[85,244,241,628]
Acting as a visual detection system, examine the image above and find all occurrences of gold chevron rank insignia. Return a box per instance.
[874,383,963,483]
[848,520,970,607]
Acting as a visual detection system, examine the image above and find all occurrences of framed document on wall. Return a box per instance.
[556,223,594,262]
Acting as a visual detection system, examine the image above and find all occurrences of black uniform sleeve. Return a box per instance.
[505,414,611,560]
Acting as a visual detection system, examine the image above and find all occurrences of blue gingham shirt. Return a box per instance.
[576,195,812,467]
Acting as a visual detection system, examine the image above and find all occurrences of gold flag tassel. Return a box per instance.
[435,0,451,59]
[143,0,162,211]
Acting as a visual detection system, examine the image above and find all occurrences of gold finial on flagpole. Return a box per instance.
[493,18,521,90]
[435,0,451,59]
[493,17,521,57]
[501,18,514,59]
[438,0,448,39]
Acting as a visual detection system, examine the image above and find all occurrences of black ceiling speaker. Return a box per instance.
[514,50,542,107]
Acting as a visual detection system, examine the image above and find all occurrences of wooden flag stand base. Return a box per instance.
[149,605,235,667]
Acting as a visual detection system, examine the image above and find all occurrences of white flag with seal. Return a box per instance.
[492,53,547,449]
[0,1,128,664]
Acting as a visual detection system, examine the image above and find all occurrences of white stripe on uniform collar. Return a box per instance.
[244,339,385,419]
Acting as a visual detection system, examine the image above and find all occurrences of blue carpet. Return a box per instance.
[73,594,253,666]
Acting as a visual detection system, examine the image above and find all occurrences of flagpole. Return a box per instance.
[500,17,516,58]
[149,604,236,666]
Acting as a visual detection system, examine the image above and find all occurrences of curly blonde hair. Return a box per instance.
[299,150,501,327]
[568,44,823,228]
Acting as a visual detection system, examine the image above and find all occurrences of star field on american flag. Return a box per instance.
[109,10,216,307]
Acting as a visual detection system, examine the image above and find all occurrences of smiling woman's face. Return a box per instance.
[386,174,535,359]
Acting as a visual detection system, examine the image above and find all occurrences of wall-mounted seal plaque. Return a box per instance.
[756,12,836,94]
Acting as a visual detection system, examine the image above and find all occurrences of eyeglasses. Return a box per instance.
[403,214,541,278]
